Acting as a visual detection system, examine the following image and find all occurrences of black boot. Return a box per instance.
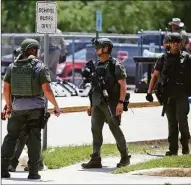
[28,173,41,179]
[2,158,11,178]
[117,155,131,168]
[81,153,102,169]
[165,151,178,156]
[27,163,41,179]
[1,171,10,178]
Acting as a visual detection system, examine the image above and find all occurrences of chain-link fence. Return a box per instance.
[2,32,191,86]
[1,33,140,86]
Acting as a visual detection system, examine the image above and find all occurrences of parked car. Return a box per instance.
[1,54,13,76]
[56,48,87,86]
[57,42,165,86]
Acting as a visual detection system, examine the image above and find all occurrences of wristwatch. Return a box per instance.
[118,100,124,104]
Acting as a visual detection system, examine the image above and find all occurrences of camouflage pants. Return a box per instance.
[1,108,43,174]
[91,104,128,157]
[166,93,190,152]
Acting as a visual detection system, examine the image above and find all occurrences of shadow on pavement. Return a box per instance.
[79,166,117,173]
[3,177,54,183]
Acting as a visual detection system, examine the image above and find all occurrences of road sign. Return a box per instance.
[36,1,57,34]
[96,9,102,32]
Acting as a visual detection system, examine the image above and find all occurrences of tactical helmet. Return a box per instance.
[165,32,182,43]
[20,38,40,52]
[92,38,113,53]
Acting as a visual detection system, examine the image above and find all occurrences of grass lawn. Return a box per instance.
[113,154,191,175]
[43,141,191,177]
[43,141,169,169]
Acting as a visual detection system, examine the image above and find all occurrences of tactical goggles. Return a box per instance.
[91,39,103,50]
[94,44,104,50]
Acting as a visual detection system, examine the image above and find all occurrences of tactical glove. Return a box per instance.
[146,93,153,102]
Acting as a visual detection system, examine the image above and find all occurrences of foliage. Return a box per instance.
[1,0,191,33]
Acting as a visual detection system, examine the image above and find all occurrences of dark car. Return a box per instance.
[1,54,13,76]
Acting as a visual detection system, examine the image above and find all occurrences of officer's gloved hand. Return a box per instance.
[146,93,153,102]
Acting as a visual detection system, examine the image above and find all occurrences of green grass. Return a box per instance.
[43,142,168,169]
[43,141,191,176]
[113,154,191,174]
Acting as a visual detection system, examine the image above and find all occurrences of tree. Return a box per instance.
[1,0,36,33]
[1,0,189,33]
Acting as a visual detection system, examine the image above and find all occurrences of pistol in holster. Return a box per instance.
[40,112,51,129]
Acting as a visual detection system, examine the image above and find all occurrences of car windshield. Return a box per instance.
[66,48,87,60]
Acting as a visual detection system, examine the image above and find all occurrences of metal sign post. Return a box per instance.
[36,1,57,150]
[96,9,102,61]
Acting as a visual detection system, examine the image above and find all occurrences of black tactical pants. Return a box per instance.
[165,93,190,153]
[91,104,128,157]
[9,135,44,170]
[1,108,44,174]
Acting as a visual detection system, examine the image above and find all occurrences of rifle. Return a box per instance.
[83,60,119,125]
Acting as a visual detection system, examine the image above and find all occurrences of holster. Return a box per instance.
[40,112,50,129]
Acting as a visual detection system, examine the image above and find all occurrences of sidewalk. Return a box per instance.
[2,155,191,184]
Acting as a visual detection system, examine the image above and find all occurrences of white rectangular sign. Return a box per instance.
[36,1,57,34]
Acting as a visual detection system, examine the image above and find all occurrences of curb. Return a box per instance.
[48,101,161,114]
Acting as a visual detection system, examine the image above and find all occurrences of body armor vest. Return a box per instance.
[159,52,191,96]
[11,59,43,96]
[92,58,120,101]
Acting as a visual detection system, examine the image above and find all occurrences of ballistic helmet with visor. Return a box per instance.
[92,38,113,53]
[20,38,40,52]
[165,32,182,43]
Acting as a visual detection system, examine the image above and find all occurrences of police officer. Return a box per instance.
[164,18,189,52]
[7,47,45,173]
[2,38,61,179]
[81,38,131,168]
[146,32,191,156]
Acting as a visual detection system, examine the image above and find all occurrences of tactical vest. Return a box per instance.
[159,52,191,96]
[11,58,43,97]
[93,58,120,101]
